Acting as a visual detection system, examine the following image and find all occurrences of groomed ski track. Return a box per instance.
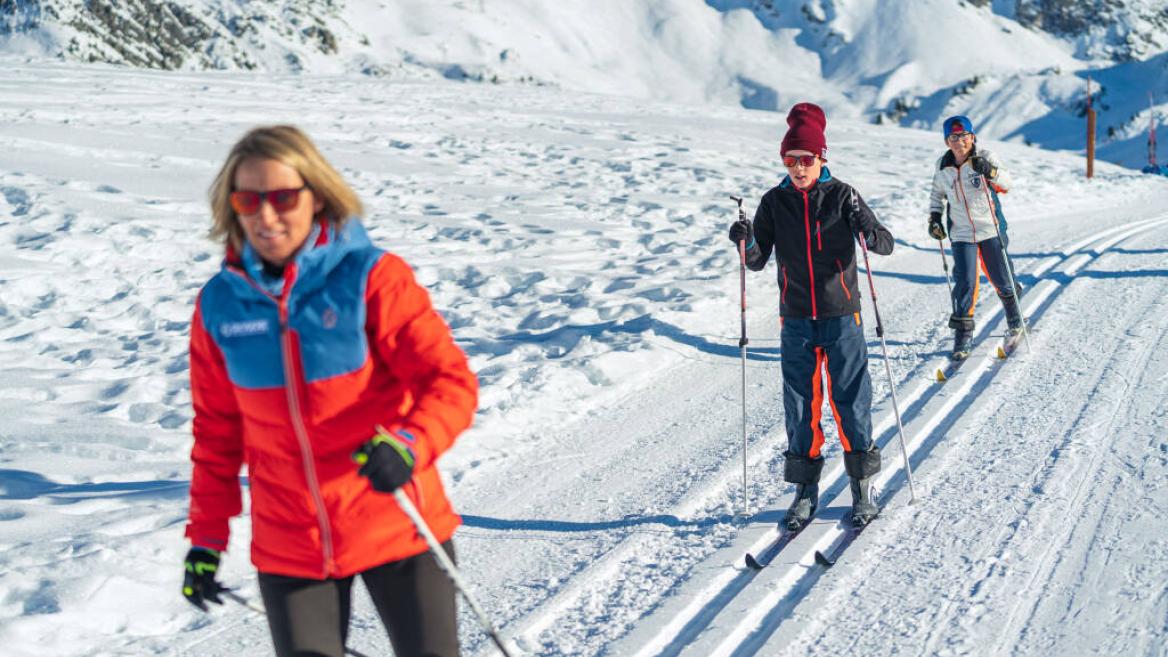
[490,215,1168,657]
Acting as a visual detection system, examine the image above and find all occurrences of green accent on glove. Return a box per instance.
[371,431,416,468]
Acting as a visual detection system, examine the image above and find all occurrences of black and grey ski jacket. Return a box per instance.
[743,169,893,319]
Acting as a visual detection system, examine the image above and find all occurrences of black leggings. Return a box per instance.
[258,541,459,657]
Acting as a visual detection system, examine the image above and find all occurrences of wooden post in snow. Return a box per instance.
[1150,92,1158,169]
[1086,77,1096,179]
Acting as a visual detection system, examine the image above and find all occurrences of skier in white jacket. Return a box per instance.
[928,115,1024,360]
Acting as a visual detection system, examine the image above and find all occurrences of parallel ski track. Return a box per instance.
[765,225,1168,657]
[965,254,1168,656]
[597,214,1168,657]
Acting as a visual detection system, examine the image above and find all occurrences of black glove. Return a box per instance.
[183,547,225,612]
[728,219,752,245]
[354,428,416,493]
[970,156,996,179]
[928,212,946,240]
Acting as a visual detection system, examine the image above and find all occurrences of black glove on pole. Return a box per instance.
[728,219,752,245]
[927,212,946,241]
[730,194,749,517]
[354,428,416,493]
[182,547,226,611]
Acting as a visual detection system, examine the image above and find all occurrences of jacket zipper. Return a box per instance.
[227,265,336,577]
[275,279,336,578]
[801,189,818,319]
[954,162,978,242]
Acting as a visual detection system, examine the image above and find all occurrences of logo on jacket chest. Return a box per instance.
[321,307,338,329]
[219,318,272,339]
[970,174,983,189]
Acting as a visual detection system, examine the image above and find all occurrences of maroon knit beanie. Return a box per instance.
[780,102,828,158]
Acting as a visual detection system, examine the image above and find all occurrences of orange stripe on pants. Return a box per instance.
[808,348,827,459]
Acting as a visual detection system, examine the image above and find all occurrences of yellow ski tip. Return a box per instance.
[996,346,1007,359]
[935,368,947,382]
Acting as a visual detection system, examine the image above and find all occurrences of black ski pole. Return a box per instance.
[857,233,918,503]
[937,239,955,313]
[223,591,373,657]
[730,194,749,517]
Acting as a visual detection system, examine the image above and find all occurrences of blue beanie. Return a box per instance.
[943,115,974,137]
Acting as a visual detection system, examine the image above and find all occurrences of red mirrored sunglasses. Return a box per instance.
[782,154,819,168]
[230,186,307,215]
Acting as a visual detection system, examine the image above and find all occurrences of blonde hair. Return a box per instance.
[208,125,364,251]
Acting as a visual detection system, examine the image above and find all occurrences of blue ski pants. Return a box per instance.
[951,237,1017,324]
[780,315,874,459]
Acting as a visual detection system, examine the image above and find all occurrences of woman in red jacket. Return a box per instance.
[181,125,478,657]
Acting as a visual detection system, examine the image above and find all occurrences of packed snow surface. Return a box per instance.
[0,60,1166,656]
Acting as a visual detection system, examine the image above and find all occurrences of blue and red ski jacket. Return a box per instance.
[185,218,478,579]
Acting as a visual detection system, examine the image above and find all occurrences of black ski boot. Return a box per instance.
[844,448,881,527]
[1001,293,1024,337]
[951,328,973,361]
[948,314,975,361]
[784,484,818,532]
[781,452,824,532]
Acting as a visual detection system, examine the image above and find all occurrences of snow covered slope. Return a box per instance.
[4,1,1168,167]
[1,59,1166,656]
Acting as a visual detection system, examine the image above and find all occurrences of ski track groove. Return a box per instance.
[765,220,1168,657]
[604,215,1168,657]
[993,270,1168,657]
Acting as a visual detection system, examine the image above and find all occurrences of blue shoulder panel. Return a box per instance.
[291,248,381,383]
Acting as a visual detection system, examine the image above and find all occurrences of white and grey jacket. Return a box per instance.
[929,146,1011,244]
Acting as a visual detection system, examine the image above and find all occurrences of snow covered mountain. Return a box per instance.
[3,0,1168,167]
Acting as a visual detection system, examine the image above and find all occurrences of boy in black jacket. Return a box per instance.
[728,103,894,529]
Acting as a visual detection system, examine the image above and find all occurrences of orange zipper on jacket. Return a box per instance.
[836,258,852,301]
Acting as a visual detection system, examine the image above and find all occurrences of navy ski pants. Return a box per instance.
[780,315,874,459]
[951,237,1017,321]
